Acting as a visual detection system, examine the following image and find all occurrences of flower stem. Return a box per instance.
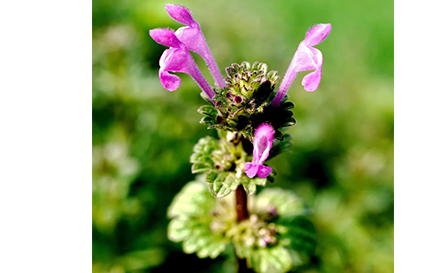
[235,184,249,222]
[235,185,254,273]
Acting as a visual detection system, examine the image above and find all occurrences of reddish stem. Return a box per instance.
[235,185,249,222]
[235,185,254,272]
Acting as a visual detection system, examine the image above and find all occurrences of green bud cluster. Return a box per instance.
[199,61,296,141]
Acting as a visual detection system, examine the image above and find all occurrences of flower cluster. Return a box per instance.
[150,4,331,180]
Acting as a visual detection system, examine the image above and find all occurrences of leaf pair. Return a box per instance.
[168,179,317,273]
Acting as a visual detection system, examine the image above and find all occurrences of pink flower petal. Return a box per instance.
[244,162,259,178]
[165,4,195,26]
[159,69,181,91]
[253,124,275,164]
[175,26,209,60]
[149,28,182,48]
[304,24,332,47]
[293,43,317,72]
[310,47,323,68]
[159,47,190,73]
[257,165,272,178]
[245,123,275,178]
[302,69,322,92]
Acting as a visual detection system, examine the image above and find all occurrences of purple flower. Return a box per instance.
[244,123,275,178]
[165,4,226,89]
[272,24,332,107]
[149,28,216,100]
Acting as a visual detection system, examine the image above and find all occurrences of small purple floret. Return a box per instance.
[272,24,331,107]
[244,123,275,178]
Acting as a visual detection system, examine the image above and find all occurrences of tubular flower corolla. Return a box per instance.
[165,4,226,88]
[272,24,332,107]
[244,123,275,178]
[149,28,216,100]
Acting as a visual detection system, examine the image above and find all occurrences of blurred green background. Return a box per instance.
[92,0,393,272]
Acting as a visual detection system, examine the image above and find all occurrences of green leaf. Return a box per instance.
[192,136,219,154]
[190,153,212,164]
[197,105,218,117]
[168,217,192,242]
[209,173,240,198]
[277,216,317,255]
[190,153,214,168]
[167,178,229,259]
[214,172,228,183]
[280,101,295,110]
[282,117,296,127]
[268,134,293,160]
[200,156,215,167]
[242,182,257,195]
[200,116,215,125]
[225,175,241,190]
[191,162,212,173]
[209,181,232,198]
[206,171,218,183]
[167,179,215,218]
[274,130,284,140]
[239,175,267,195]
[257,188,304,216]
[203,141,218,154]
[253,177,267,186]
[247,246,292,273]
